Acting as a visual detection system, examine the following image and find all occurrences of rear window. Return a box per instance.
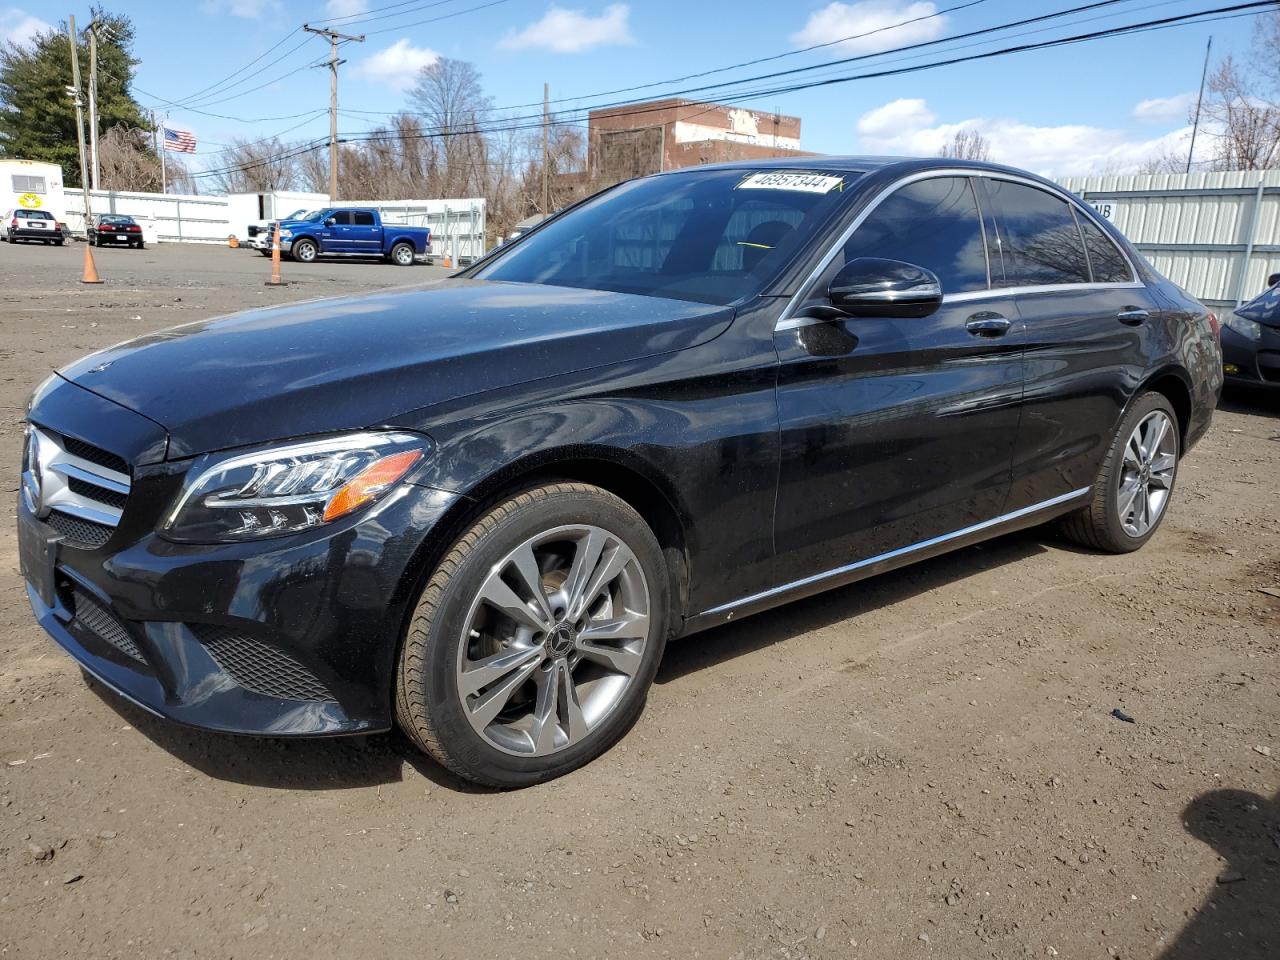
[99,215,133,224]
[21,210,53,219]
[1075,211,1132,283]
[985,180,1090,286]
[475,168,861,305]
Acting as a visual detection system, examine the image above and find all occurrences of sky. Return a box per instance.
[0,0,1267,183]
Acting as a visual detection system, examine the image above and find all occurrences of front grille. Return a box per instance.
[1258,350,1280,383]
[46,511,113,548]
[67,475,128,510]
[72,590,144,662]
[195,626,335,703]
[60,435,129,475]
[24,426,131,548]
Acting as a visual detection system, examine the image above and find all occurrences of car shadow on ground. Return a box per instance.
[82,526,1056,793]
[658,527,1051,684]
[82,676,484,793]
[1159,787,1280,960]
[1220,386,1279,418]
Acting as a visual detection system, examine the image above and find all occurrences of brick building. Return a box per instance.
[587,98,816,184]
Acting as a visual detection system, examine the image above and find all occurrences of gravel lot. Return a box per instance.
[0,241,1276,960]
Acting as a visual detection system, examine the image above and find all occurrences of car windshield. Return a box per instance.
[474,168,862,305]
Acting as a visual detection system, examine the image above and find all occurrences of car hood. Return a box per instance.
[59,279,734,459]
[1235,283,1280,328]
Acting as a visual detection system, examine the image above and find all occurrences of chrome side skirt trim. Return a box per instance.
[699,486,1092,618]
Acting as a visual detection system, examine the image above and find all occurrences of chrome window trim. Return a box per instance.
[775,168,1142,332]
[698,486,1092,619]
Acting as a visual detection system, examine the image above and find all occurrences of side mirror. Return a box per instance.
[1268,272,1280,288]
[325,218,336,226]
[828,257,943,318]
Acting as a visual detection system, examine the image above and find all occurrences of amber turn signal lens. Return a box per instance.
[322,449,424,522]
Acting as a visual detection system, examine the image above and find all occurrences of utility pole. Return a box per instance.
[87,20,100,190]
[1187,35,1212,175]
[68,15,102,282]
[303,23,364,203]
[542,82,550,214]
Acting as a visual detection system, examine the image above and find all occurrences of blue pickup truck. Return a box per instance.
[277,208,431,266]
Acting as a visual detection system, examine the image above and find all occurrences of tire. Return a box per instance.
[136,241,145,250]
[389,241,415,266]
[1059,391,1180,553]
[54,239,63,246]
[259,249,272,257]
[292,238,317,263]
[395,482,669,788]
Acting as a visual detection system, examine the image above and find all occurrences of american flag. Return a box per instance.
[163,127,197,153]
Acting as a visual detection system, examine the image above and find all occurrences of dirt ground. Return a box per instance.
[0,241,1276,960]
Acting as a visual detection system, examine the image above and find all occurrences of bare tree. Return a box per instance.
[1200,54,1280,170]
[97,125,160,191]
[408,57,493,199]
[207,136,298,193]
[938,129,992,161]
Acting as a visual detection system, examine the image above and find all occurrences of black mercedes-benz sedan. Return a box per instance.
[18,158,1221,787]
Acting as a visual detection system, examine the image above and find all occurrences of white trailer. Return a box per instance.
[0,159,66,222]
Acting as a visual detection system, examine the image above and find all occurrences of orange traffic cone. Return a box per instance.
[81,243,104,285]
[228,235,239,248]
[265,222,285,286]
[442,249,452,269]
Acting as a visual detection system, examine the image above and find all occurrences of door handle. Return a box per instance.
[1117,307,1150,325]
[965,312,1011,337]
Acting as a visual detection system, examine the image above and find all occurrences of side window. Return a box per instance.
[353,211,376,226]
[841,177,989,293]
[329,211,353,226]
[985,180,1089,286]
[12,174,45,194]
[1075,210,1131,283]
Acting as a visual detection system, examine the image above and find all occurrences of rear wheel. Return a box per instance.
[1060,391,1179,553]
[292,238,317,263]
[389,241,415,266]
[395,482,669,788]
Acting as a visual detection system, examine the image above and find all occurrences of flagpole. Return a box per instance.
[160,116,168,194]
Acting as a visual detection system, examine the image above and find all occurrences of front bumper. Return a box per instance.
[1221,323,1280,389]
[19,391,462,737]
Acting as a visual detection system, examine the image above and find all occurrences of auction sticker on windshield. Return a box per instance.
[737,172,844,194]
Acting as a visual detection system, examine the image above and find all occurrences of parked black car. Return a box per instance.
[1221,273,1280,390]
[88,214,145,249]
[18,158,1221,787]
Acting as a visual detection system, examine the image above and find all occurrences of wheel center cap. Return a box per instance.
[547,623,575,656]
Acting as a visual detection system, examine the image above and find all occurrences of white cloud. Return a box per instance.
[500,3,633,53]
[793,1,944,55]
[0,7,52,46]
[354,39,440,89]
[202,0,279,18]
[1133,93,1194,123]
[854,97,1200,177]
[325,0,368,15]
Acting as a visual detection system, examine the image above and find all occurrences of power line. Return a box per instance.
[311,0,473,28]
[185,1,1270,181]
[166,28,304,106]
[364,0,520,35]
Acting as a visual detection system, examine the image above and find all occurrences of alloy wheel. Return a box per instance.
[454,524,651,757]
[1117,410,1176,537]
[393,245,413,265]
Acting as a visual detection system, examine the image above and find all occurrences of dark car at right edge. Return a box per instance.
[17,158,1221,788]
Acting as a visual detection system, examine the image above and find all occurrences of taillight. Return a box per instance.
[128,225,140,232]
[9,218,15,228]
[55,221,62,230]
[1207,312,1220,340]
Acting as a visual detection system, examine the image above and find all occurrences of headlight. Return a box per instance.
[1224,314,1263,341]
[161,432,427,543]
[279,229,292,239]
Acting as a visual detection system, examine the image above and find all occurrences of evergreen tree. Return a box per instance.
[0,7,152,187]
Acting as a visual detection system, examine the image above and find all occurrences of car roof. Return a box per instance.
[652,155,1061,188]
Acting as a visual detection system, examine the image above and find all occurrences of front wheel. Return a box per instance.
[292,238,317,263]
[389,241,415,266]
[395,482,669,788]
[1060,391,1179,553]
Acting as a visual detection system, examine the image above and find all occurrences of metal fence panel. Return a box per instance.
[1060,169,1280,308]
